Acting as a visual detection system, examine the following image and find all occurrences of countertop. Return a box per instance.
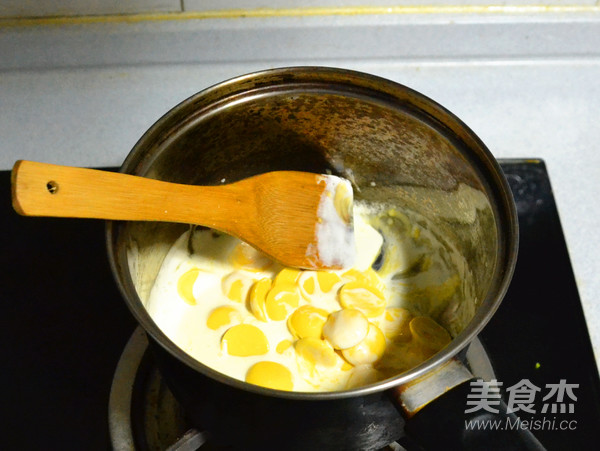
[1,9,599,370]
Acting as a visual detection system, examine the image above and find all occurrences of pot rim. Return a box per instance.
[106,66,519,401]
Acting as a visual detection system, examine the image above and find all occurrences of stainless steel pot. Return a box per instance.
[106,67,529,449]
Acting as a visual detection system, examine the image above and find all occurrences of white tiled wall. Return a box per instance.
[1,0,596,19]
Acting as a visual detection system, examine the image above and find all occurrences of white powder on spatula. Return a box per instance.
[310,175,356,269]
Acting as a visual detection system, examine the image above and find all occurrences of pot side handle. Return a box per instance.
[391,377,546,450]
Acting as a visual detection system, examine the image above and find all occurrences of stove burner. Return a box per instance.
[109,328,192,451]
[109,327,496,450]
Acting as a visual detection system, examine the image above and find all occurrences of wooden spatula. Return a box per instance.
[11,160,355,270]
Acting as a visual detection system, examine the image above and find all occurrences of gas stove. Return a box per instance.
[2,159,599,450]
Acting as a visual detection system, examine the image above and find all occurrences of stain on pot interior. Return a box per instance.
[106,67,517,449]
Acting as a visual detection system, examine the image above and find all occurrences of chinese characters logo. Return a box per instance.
[464,379,579,432]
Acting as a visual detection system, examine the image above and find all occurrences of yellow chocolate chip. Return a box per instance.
[265,283,300,321]
[342,324,386,365]
[338,281,386,318]
[294,337,339,369]
[249,278,272,322]
[230,242,273,272]
[273,268,302,286]
[342,268,384,291]
[298,271,342,302]
[333,181,352,223]
[302,275,315,296]
[221,271,255,303]
[276,339,293,354]
[177,268,200,305]
[316,271,342,293]
[246,361,293,391]
[342,268,362,282]
[287,305,329,339]
[228,280,244,301]
[221,324,269,357]
[206,306,241,330]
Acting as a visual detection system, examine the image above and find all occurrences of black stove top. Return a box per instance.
[2,160,599,450]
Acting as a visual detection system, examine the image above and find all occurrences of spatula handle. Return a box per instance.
[11,161,249,232]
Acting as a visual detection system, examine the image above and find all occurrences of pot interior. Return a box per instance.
[108,67,515,394]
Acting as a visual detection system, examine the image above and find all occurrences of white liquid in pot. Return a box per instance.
[145,202,468,392]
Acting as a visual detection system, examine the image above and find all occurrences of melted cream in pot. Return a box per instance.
[145,202,466,392]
